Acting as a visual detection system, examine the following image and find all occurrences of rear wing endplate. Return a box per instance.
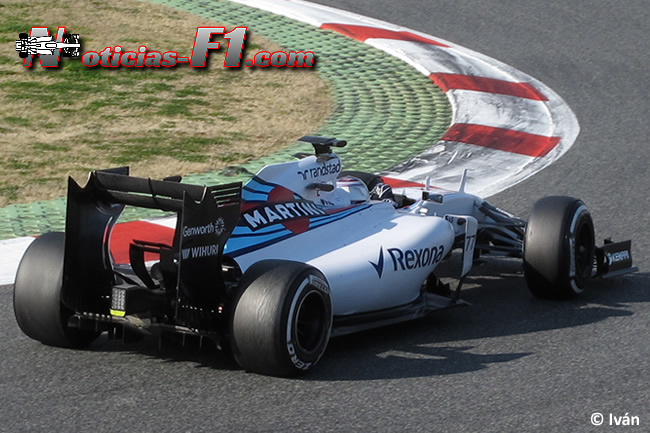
[60,167,242,312]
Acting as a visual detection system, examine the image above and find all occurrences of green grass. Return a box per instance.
[175,86,206,97]
[92,132,250,165]
[4,116,30,126]
[7,158,49,170]
[0,16,31,33]
[32,142,69,152]
[0,65,217,118]
[0,0,332,208]
[0,184,18,202]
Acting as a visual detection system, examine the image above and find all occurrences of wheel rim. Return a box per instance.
[294,290,328,354]
[574,218,594,279]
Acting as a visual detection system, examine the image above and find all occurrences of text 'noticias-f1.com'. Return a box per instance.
[16,26,315,69]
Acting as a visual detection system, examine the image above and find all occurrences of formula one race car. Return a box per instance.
[13,136,637,377]
[15,32,80,58]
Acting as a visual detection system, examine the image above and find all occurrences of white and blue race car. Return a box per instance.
[13,136,637,376]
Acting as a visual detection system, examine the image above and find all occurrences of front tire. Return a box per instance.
[231,260,332,377]
[14,232,99,347]
[523,196,595,299]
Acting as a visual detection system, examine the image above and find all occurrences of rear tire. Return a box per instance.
[13,232,100,347]
[231,260,332,377]
[523,196,595,299]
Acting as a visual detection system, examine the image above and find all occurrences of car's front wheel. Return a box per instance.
[523,196,595,299]
[230,260,332,377]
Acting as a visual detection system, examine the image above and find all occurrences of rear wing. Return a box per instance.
[60,167,242,314]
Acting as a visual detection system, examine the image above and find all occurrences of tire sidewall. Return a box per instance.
[13,233,66,343]
[230,260,332,376]
[281,272,332,371]
[13,232,99,347]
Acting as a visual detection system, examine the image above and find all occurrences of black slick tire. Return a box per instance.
[13,232,100,348]
[231,260,332,377]
[523,196,595,299]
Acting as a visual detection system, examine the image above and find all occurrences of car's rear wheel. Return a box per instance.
[523,196,595,299]
[230,260,332,377]
[13,232,100,347]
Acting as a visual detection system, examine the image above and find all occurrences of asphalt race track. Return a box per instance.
[1,1,648,432]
